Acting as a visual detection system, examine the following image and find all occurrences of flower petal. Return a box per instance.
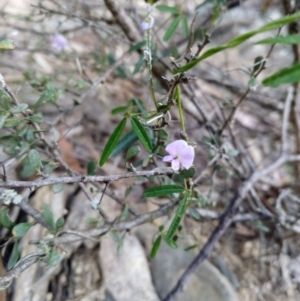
[163,155,174,162]
[165,140,188,156]
[171,159,180,171]
[179,145,195,169]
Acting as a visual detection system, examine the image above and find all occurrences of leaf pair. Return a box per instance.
[156,5,189,41]
[175,11,300,74]
[99,116,152,166]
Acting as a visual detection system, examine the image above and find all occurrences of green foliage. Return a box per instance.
[143,185,185,197]
[47,247,61,266]
[156,5,180,14]
[111,130,138,157]
[0,207,15,229]
[55,217,65,231]
[262,62,300,87]
[28,149,42,172]
[165,191,190,242]
[175,12,300,73]
[126,145,141,161]
[130,117,152,151]
[7,242,19,270]
[164,16,181,42]
[179,167,196,179]
[99,117,127,166]
[13,222,32,237]
[150,235,162,258]
[87,160,97,175]
[52,183,65,194]
[42,203,56,231]
[256,34,300,44]
[0,38,14,50]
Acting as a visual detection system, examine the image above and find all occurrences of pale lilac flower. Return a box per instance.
[140,16,154,31]
[163,140,195,171]
[51,34,68,52]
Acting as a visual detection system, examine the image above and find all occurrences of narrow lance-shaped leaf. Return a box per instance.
[181,15,189,39]
[156,5,180,14]
[165,191,190,241]
[131,116,152,151]
[174,11,300,74]
[144,185,185,197]
[164,16,181,42]
[150,235,162,259]
[262,62,300,87]
[255,34,300,44]
[99,117,127,166]
[111,130,138,157]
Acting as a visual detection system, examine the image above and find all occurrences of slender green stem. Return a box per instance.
[175,85,185,133]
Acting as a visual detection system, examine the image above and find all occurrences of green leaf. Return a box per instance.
[181,15,189,39]
[133,54,145,75]
[175,11,300,73]
[0,38,14,50]
[165,191,190,241]
[156,5,180,14]
[132,97,146,113]
[130,116,152,151]
[262,62,300,86]
[164,16,181,42]
[253,56,264,73]
[256,34,300,44]
[42,203,55,231]
[150,235,162,259]
[164,237,178,249]
[0,111,9,129]
[87,160,97,175]
[126,145,140,161]
[159,225,165,232]
[28,149,42,172]
[179,167,196,179]
[52,183,64,194]
[55,217,65,231]
[13,222,32,237]
[0,207,15,228]
[47,247,61,266]
[129,41,146,52]
[111,106,128,115]
[143,185,185,197]
[158,129,169,140]
[10,103,28,114]
[111,130,138,157]
[34,86,59,109]
[99,118,127,166]
[28,113,43,123]
[7,242,19,270]
[0,90,12,110]
[4,118,21,128]
[120,205,129,222]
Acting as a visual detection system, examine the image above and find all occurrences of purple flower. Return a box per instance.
[163,140,195,171]
[140,16,154,31]
[51,34,68,52]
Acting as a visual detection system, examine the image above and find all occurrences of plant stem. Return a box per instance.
[175,85,185,133]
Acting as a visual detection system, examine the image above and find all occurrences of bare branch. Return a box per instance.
[0,168,174,189]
